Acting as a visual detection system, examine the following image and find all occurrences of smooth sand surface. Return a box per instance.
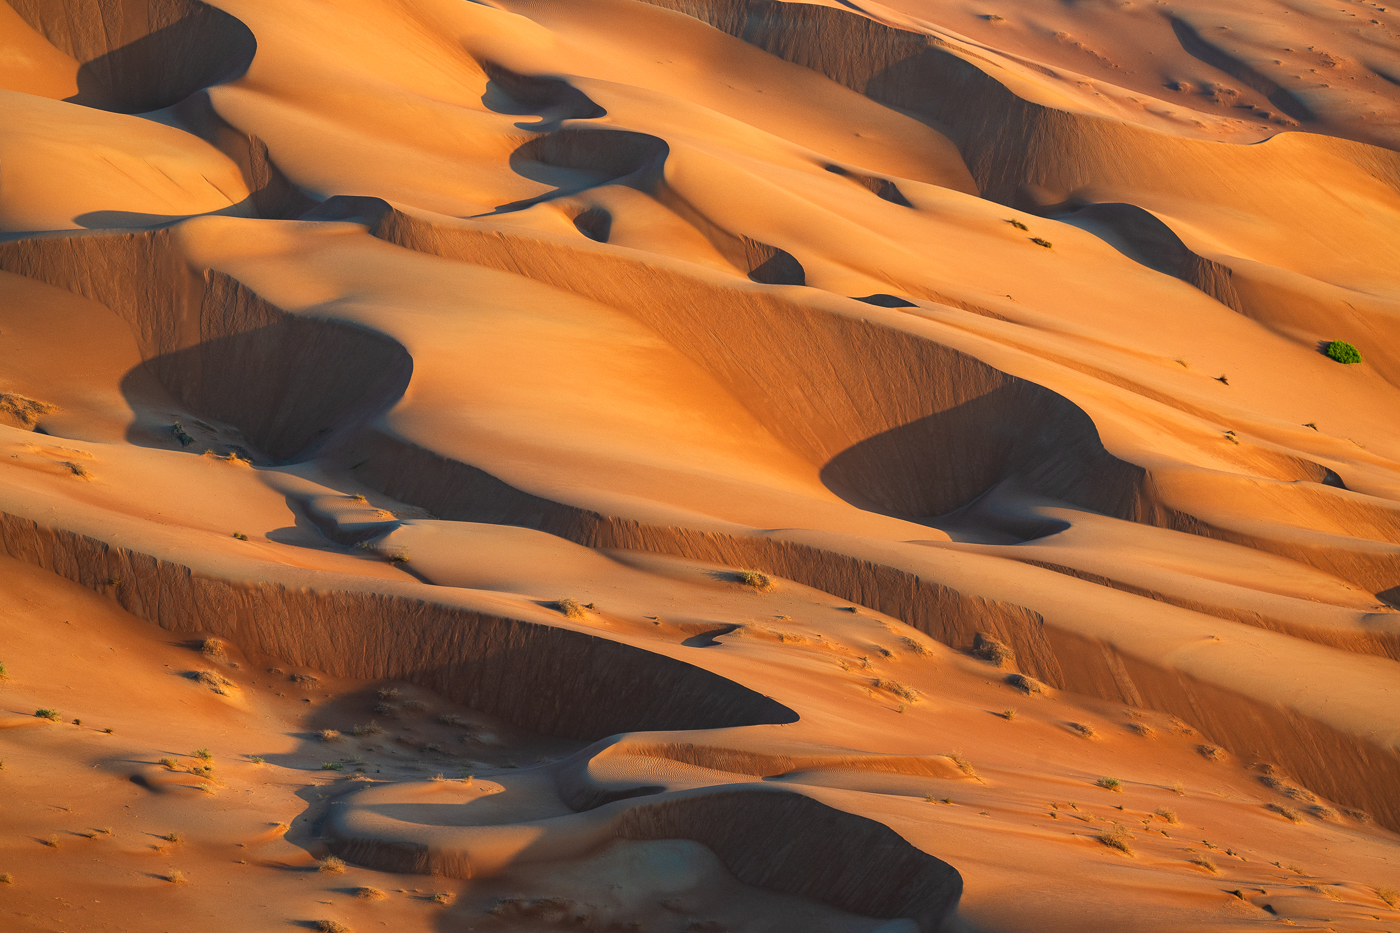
[1,0,1399,931]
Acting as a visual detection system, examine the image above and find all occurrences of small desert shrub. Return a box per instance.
[200,638,225,658]
[1097,823,1134,855]
[1197,744,1226,762]
[194,748,212,761]
[947,753,979,779]
[1128,722,1154,737]
[1267,803,1304,823]
[902,637,931,657]
[1030,237,1053,248]
[0,392,55,426]
[733,569,772,590]
[1326,340,1362,364]
[1096,777,1123,793]
[1005,218,1028,230]
[356,887,386,900]
[1001,708,1017,720]
[1310,805,1341,822]
[872,678,919,702]
[0,660,7,678]
[34,709,60,721]
[1153,807,1179,824]
[159,758,179,770]
[438,713,467,727]
[313,922,349,933]
[318,856,347,873]
[376,686,399,701]
[1189,854,1217,873]
[1069,722,1097,738]
[1005,673,1043,695]
[291,673,319,688]
[163,832,181,843]
[972,632,1013,666]
[401,699,428,712]
[555,598,586,620]
[248,756,264,764]
[432,893,451,904]
[352,722,383,736]
[388,553,410,564]
[232,532,248,541]
[0,873,11,883]
[318,730,341,743]
[322,762,344,771]
[166,870,186,884]
[1345,808,1373,823]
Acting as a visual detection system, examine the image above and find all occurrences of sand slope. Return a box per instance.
[1,0,1399,931]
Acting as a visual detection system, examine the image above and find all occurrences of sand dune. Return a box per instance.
[2,0,1400,931]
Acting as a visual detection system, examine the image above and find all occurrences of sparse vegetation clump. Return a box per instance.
[902,637,931,657]
[163,832,182,843]
[1030,237,1053,249]
[318,730,341,743]
[322,762,345,771]
[318,856,347,873]
[166,870,186,884]
[313,922,349,933]
[200,638,225,658]
[352,722,384,736]
[0,393,56,426]
[1326,340,1362,364]
[1197,744,1226,762]
[0,660,7,679]
[1153,807,1179,824]
[1127,722,1154,737]
[947,753,979,779]
[1376,886,1399,908]
[1189,854,1218,873]
[734,569,771,589]
[1000,708,1017,720]
[872,677,919,702]
[1005,673,1044,695]
[159,758,179,770]
[193,748,213,761]
[0,873,11,883]
[34,708,60,721]
[1005,218,1028,230]
[554,598,587,620]
[1267,803,1305,823]
[1069,722,1097,739]
[972,632,1013,666]
[356,887,386,900]
[1096,777,1123,793]
[1097,823,1134,855]
[375,687,399,701]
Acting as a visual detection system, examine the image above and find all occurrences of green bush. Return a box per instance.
[1327,340,1362,364]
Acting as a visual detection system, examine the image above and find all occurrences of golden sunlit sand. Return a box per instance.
[1,0,1399,930]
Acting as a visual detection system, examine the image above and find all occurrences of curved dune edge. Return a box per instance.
[7,0,257,114]
[324,784,961,931]
[0,510,796,739]
[2,221,1399,830]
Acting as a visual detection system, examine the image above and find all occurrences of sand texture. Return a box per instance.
[1,0,1399,931]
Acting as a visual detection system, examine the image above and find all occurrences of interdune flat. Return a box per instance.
[1,0,1399,931]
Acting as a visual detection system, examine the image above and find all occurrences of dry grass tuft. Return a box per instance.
[318,730,341,743]
[972,632,1013,666]
[1004,673,1043,695]
[1310,805,1341,822]
[375,687,399,701]
[0,393,56,425]
[1097,823,1134,855]
[166,870,186,884]
[163,832,181,843]
[432,893,451,904]
[356,887,387,901]
[1197,744,1226,762]
[1171,781,1185,796]
[1189,854,1218,873]
[313,922,349,933]
[872,677,919,702]
[318,856,347,873]
[947,753,979,780]
[1127,722,1154,737]
[1096,777,1123,793]
[438,713,467,727]
[554,598,587,620]
[200,638,225,658]
[1069,722,1097,739]
[902,637,931,657]
[1153,807,1179,824]
[1267,803,1305,823]
[352,722,384,736]
[732,569,773,590]
[193,748,212,761]
[1000,708,1017,721]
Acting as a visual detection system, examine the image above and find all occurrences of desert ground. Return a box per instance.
[1,0,1399,930]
